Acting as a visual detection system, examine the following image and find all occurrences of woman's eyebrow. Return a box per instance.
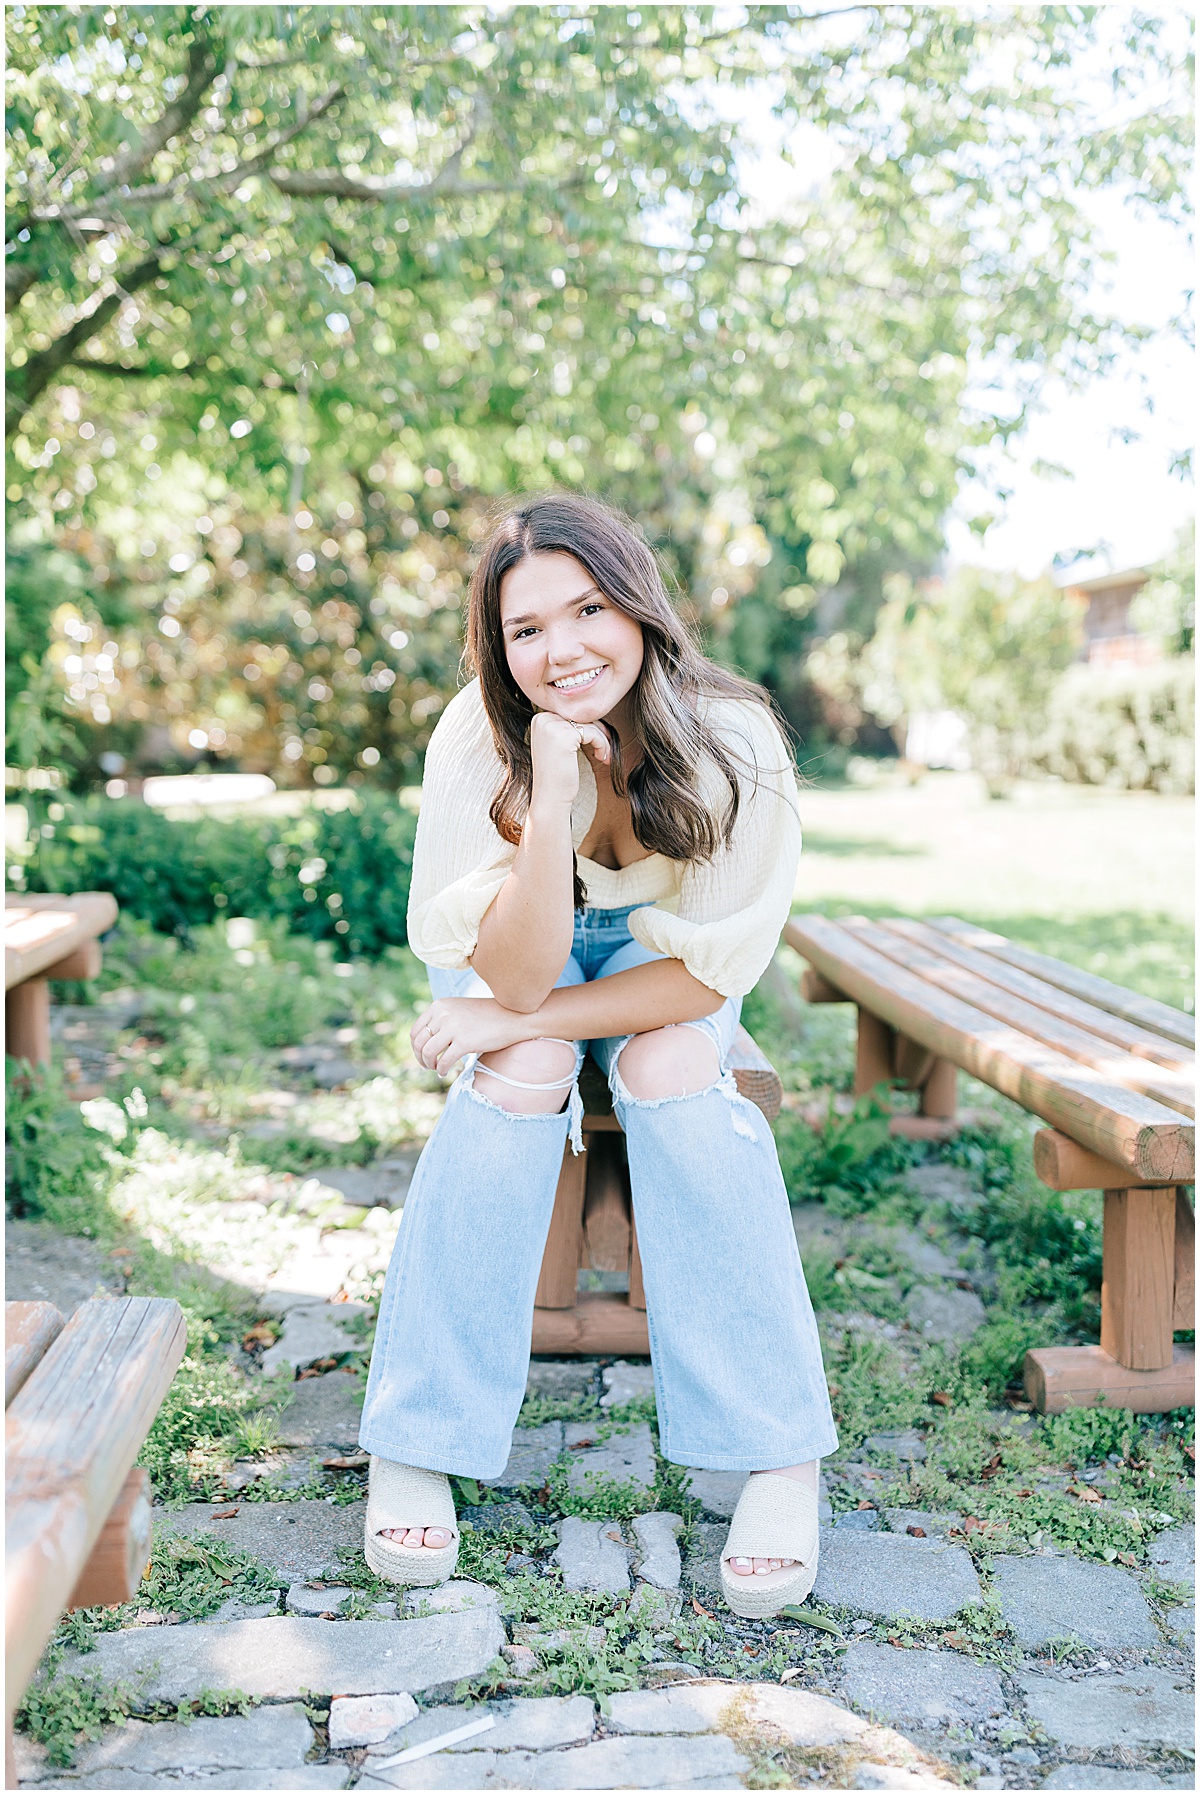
[502,587,604,630]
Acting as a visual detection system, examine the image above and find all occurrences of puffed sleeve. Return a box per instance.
[405,682,516,969]
[627,699,801,999]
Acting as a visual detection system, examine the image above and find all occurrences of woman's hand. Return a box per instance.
[529,711,611,811]
[410,996,531,1076]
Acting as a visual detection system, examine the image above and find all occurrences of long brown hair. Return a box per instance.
[465,492,789,899]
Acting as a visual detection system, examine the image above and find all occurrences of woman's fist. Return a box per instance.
[529,711,611,810]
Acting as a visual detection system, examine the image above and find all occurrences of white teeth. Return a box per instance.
[551,667,603,691]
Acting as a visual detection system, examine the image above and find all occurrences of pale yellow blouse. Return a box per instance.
[406,680,801,1000]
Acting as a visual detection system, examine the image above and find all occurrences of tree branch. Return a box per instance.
[268,167,521,201]
[29,84,346,223]
[67,355,298,394]
[92,33,219,197]
[6,252,164,436]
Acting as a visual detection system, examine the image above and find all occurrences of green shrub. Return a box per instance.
[14,792,417,957]
[1029,659,1194,794]
[4,1062,119,1237]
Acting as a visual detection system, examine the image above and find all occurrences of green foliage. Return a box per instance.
[137,1351,263,1503]
[16,1673,132,1768]
[4,1060,119,1237]
[17,792,415,954]
[1029,659,1195,795]
[135,1534,280,1621]
[850,567,1084,794]
[6,8,1189,781]
[774,1091,919,1210]
[1131,525,1195,656]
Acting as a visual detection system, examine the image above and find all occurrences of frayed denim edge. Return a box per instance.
[456,1058,585,1154]
[609,1057,760,1141]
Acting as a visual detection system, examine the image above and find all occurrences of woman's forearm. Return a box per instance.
[524,958,724,1041]
[470,801,575,1010]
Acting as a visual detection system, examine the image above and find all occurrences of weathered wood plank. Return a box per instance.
[857,919,1194,1117]
[784,915,1193,1181]
[930,916,1195,1049]
[1032,1128,1174,1192]
[531,1292,649,1356]
[1025,1343,1195,1414]
[890,918,1192,1073]
[4,894,118,990]
[4,1303,65,1407]
[727,1026,783,1122]
[5,1297,186,1725]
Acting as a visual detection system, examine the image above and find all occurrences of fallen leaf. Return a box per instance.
[856,1500,876,1511]
[962,1516,986,1534]
[780,1607,843,1635]
[569,1438,596,1450]
[211,1506,240,1520]
[1117,1552,1137,1568]
[296,1368,322,1381]
[942,1632,968,1649]
[1069,1484,1104,1505]
[242,1323,275,1348]
[930,1392,953,1407]
[906,1526,927,1538]
[322,1452,369,1469]
[692,1597,713,1619]
[780,1668,802,1683]
[980,1453,1003,1480]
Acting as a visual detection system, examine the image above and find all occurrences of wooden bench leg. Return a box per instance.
[1173,1188,1195,1330]
[854,1009,894,1097]
[629,1216,646,1312]
[1101,1186,1177,1371]
[534,1144,588,1309]
[67,1467,153,1610]
[5,978,51,1067]
[918,1057,957,1120]
[1025,1174,1195,1414]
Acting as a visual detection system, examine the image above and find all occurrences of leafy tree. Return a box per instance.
[5,5,1189,781]
[846,567,1084,794]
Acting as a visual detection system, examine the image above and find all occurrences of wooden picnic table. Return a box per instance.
[5,892,118,1068]
[785,914,1195,1415]
[532,1028,782,1356]
[5,1296,186,1783]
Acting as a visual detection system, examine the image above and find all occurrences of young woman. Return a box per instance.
[358,492,837,1619]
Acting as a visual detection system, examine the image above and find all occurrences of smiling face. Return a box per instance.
[499,551,645,728]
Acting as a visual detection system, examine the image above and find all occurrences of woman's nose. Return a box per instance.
[545,626,586,667]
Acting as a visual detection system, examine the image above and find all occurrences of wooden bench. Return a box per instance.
[5,1297,187,1780]
[5,893,119,1068]
[531,1027,783,1356]
[785,914,1195,1415]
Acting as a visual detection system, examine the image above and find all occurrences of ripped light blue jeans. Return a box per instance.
[359,903,838,1478]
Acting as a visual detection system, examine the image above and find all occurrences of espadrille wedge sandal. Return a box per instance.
[365,1458,459,1587]
[719,1473,820,1619]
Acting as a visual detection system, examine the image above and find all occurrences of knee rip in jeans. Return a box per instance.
[458,1039,585,1152]
[610,1029,759,1140]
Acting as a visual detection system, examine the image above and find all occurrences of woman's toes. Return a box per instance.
[728,1556,754,1576]
[424,1528,452,1549]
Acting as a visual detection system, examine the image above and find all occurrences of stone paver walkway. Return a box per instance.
[9,1008,1194,1792]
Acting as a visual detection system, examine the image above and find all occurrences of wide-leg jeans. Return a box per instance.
[359,904,839,1477]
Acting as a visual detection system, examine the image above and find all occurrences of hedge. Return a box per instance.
[13,793,417,958]
[1029,659,1194,795]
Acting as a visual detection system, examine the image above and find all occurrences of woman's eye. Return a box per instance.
[511,626,538,640]
[580,602,603,616]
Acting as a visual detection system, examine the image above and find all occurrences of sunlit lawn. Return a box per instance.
[789,768,1194,1011]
